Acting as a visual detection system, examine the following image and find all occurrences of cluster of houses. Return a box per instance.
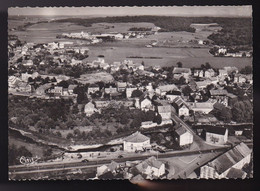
[212,46,252,58]
[96,156,166,180]
[58,29,158,43]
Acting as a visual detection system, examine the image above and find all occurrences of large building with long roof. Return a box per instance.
[200,142,252,179]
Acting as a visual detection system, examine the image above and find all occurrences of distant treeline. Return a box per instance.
[50,16,251,46]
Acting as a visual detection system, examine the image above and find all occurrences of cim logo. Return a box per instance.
[20,156,39,165]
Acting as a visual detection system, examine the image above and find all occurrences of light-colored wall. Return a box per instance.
[123,140,150,152]
[179,132,193,146]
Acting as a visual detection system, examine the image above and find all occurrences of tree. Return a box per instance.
[57,80,69,88]
[201,64,206,70]
[72,104,79,114]
[43,148,53,158]
[240,66,252,75]
[145,110,156,121]
[231,100,252,122]
[205,62,211,69]
[66,133,73,139]
[131,89,143,98]
[153,114,162,124]
[51,77,57,83]
[182,85,193,96]
[177,62,183,68]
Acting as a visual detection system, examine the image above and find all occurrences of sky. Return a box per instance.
[8,6,252,17]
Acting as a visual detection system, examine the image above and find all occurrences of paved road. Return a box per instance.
[9,146,230,176]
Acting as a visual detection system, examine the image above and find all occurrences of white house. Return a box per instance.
[175,126,193,146]
[84,102,99,116]
[155,84,179,96]
[126,87,137,98]
[204,126,228,145]
[123,131,151,152]
[205,69,215,78]
[179,104,189,117]
[88,84,100,94]
[140,97,153,111]
[135,156,165,178]
[200,142,251,179]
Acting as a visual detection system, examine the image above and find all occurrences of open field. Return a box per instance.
[88,45,252,69]
[76,72,114,84]
[9,18,252,69]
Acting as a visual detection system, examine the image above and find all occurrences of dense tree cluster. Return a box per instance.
[240,66,252,75]
[232,100,253,123]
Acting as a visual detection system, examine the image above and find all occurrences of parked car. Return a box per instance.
[118,155,124,158]
[81,159,89,162]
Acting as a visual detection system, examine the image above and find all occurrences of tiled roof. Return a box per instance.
[226,168,246,179]
[208,142,252,174]
[173,68,191,74]
[89,83,99,88]
[193,102,214,109]
[68,85,77,91]
[124,131,150,143]
[158,105,171,113]
[175,126,187,136]
[205,126,227,135]
[157,84,178,92]
[173,97,186,107]
[210,89,228,96]
[146,156,164,169]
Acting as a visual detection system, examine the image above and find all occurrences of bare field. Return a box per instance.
[76,72,114,84]
[87,45,252,69]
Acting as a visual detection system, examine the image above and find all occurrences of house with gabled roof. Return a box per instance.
[155,84,179,96]
[200,142,252,179]
[210,89,229,106]
[123,131,151,152]
[174,126,193,146]
[166,90,182,102]
[157,105,172,120]
[134,156,165,178]
[173,67,192,82]
[189,102,214,114]
[117,82,127,92]
[203,126,228,145]
[104,83,117,94]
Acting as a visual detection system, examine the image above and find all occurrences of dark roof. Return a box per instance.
[213,102,226,110]
[205,126,227,135]
[166,90,182,95]
[89,83,100,88]
[105,83,116,88]
[175,126,188,136]
[226,168,246,179]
